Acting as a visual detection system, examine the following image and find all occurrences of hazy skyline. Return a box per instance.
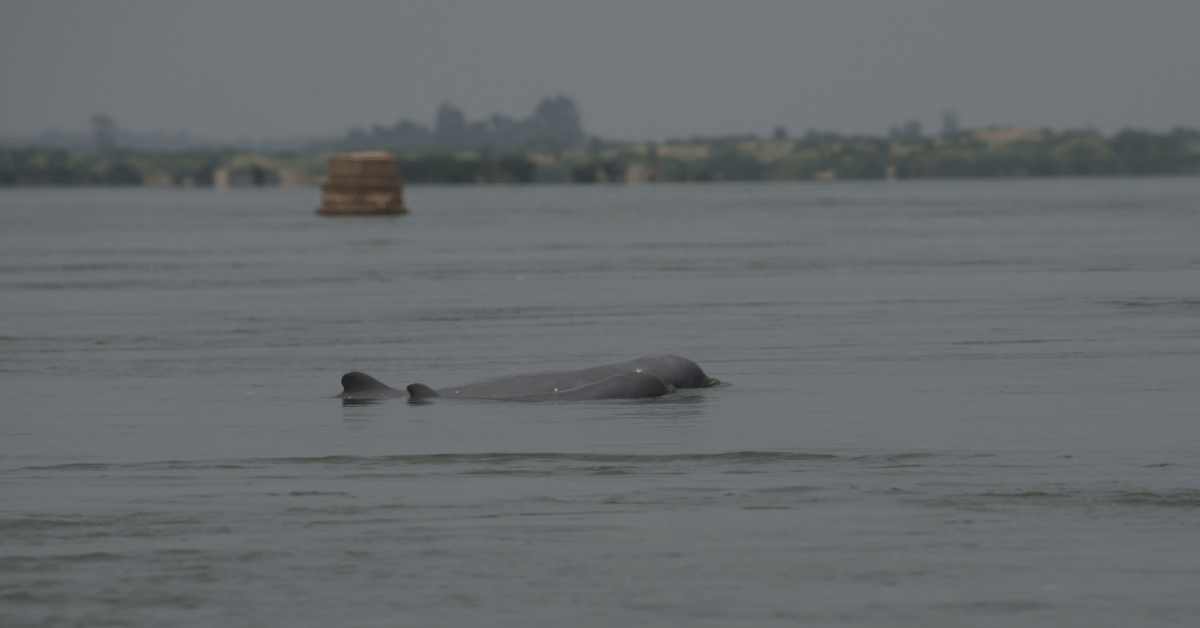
[3,0,1198,142]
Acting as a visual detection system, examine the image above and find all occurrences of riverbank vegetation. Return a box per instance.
[4,127,1198,187]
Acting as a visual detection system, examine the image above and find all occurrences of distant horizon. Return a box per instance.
[3,95,1197,147]
[4,101,1196,151]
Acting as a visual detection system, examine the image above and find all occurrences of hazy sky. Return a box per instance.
[2,0,1198,141]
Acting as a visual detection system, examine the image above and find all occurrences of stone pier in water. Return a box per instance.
[316,151,407,215]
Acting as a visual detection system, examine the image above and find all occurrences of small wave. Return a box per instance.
[951,339,1072,345]
[0,552,124,573]
[48,552,126,563]
[1112,490,1200,508]
[1108,298,1200,309]
[851,452,941,468]
[13,451,840,474]
[755,485,826,494]
[982,491,1066,499]
[0,518,89,531]
[970,488,1200,509]
[297,451,838,466]
[936,599,1054,614]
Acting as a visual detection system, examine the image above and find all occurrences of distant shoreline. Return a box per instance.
[4,127,1198,187]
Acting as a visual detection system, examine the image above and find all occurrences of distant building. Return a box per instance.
[940,111,960,138]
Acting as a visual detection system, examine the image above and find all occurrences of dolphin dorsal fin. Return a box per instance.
[340,371,393,395]
[406,383,441,401]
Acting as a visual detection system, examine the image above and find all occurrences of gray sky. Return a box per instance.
[2,0,1198,141]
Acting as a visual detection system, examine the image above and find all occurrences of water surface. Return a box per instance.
[2,180,1199,626]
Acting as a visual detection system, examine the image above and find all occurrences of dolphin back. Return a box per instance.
[492,372,673,401]
[436,355,716,398]
[334,355,717,402]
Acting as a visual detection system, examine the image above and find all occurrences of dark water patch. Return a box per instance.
[17,463,114,472]
[952,339,1074,345]
[0,554,125,581]
[48,554,126,564]
[755,485,826,494]
[626,240,814,251]
[848,569,929,585]
[9,275,348,291]
[938,599,1054,614]
[151,549,205,556]
[94,592,204,610]
[282,504,399,515]
[301,517,407,528]
[982,491,1068,500]
[0,588,72,604]
[15,460,262,473]
[853,453,941,467]
[0,557,62,573]
[474,509,642,520]
[1083,266,1134,272]
[0,513,208,543]
[951,488,1200,511]
[410,306,564,323]
[1111,490,1200,508]
[319,473,425,480]
[0,517,90,532]
[1109,298,1200,308]
[584,466,632,475]
[17,451,840,474]
[229,550,291,563]
[0,262,195,273]
[1,451,979,488]
[340,398,386,406]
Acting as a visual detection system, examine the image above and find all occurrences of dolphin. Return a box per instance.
[336,354,719,401]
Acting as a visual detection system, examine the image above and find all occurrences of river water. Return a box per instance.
[2,179,1199,626]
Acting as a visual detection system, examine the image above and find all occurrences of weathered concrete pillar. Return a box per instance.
[316,151,407,215]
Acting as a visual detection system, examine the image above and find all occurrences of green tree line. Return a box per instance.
[3,128,1197,187]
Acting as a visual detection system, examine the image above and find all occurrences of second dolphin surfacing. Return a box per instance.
[337,354,719,402]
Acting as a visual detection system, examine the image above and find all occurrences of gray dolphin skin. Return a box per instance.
[336,354,719,402]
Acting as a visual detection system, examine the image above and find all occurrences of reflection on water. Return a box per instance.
[2,179,1200,627]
